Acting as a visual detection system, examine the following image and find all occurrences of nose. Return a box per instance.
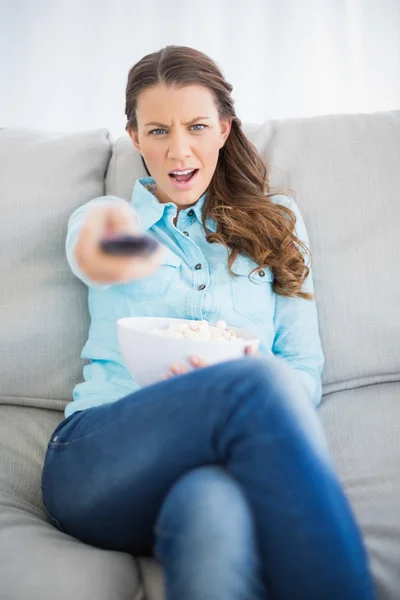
[167,129,191,161]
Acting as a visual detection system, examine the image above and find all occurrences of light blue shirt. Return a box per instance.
[65,176,325,418]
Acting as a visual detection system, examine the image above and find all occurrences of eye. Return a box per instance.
[148,124,208,136]
[190,124,207,131]
[149,128,167,135]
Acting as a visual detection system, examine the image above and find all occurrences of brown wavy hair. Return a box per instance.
[125,45,313,300]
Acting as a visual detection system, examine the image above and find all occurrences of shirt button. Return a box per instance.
[188,209,195,217]
[198,284,206,291]
[259,270,265,277]
[183,231,189,237]
[195,263,202,270]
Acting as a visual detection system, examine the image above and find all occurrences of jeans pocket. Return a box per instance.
[47,411,89,449]
[42,451,67,533]
[47,510,65,532]
[43,498,66,533]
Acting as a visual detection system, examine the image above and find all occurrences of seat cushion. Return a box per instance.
[320,382,400,599]
[1,383,399,600]
[0,405,142,600]
[0,505,141,600]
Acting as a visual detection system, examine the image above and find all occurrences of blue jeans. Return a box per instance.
[41,356,377,600]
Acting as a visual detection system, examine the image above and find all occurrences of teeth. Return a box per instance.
[170,169,195,175]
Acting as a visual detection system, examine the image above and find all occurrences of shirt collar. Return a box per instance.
[130,176,216,233]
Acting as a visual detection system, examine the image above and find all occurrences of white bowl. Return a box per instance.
[117,316,260,388]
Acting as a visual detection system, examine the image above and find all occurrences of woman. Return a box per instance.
[41,45,377,599]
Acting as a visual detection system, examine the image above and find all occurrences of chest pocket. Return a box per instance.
[229,254,274,324]
[115,248,183,300]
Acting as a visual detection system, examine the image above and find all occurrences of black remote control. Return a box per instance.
[100,234,160,256]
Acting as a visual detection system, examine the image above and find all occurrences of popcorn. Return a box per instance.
[149,319,244,342]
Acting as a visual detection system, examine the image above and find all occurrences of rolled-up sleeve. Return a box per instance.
[271,195,325,407]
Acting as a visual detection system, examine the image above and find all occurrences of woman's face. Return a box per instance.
[127,83,231,210]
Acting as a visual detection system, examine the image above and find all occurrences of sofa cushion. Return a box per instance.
[320,384,400,599]
[106,111,400,401]
[249,111,400,398]
[0,128,111,410]
[0,404,143,600]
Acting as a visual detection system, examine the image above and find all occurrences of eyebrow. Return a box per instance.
[144,116,210,127]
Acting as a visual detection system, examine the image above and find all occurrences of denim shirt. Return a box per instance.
[65,176,325,417]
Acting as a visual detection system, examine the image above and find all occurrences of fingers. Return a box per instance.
[162,364,184,380]
[163,348,257,383]
[245,345,259,356]
[103,201,139,236]
[190,355,208,368]
[163,347,259,383]
[170,363,189,376]
[162,363,189,379]
[170,357,207,374]
[162,355,207,380]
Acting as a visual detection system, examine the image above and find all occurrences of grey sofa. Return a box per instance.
[1,110,400,600]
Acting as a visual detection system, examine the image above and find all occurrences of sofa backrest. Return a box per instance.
[0,128,111,410]
[1,111,399,410]
[105,111,400,401]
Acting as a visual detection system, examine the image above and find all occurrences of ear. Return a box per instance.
[127,127,141,153]
[219,118,232,150]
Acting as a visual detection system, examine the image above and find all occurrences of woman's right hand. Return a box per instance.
[74,200,167,284]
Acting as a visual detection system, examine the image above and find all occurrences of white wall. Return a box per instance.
[1,0,399,139]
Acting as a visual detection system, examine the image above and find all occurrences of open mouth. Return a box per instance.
[168,169,199,183]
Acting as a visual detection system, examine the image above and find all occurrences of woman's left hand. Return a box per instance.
[163,345,260,379]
